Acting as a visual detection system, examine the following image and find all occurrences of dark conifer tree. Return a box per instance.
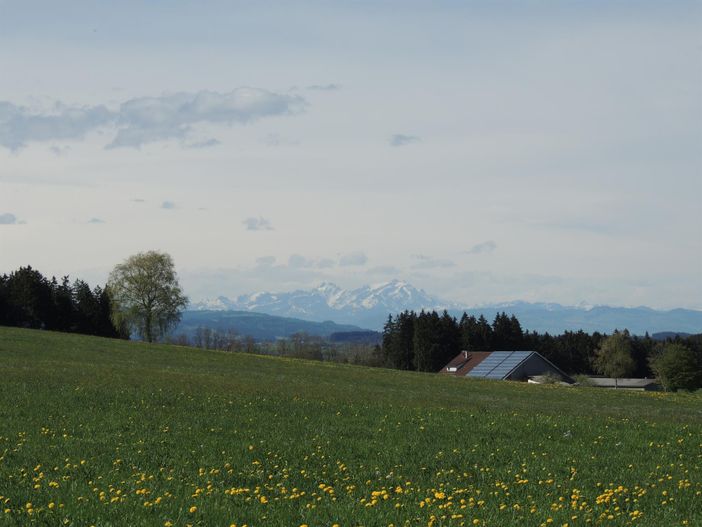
[394,311,416,370]
[436,310,461,369]
[51,276,75,332]
[0,266,126,338]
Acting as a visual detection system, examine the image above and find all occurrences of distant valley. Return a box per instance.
[176,310,366,342]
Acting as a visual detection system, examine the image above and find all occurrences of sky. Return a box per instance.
[1,1,701,309]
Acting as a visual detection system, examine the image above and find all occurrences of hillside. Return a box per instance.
[176,310,364,341]
[1,327,700,526]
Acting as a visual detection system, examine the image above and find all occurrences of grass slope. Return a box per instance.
[0,327,700,527]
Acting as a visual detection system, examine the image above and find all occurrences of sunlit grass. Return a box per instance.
[0,326,700,526]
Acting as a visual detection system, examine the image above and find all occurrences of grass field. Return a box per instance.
[0,327,700,526]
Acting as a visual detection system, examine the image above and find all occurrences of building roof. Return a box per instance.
[440,350,573,382]
[466,351,534,379]
[439,351,492,376]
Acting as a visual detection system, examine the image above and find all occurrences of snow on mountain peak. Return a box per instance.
[191,279,449,316]
[316,282,342,294]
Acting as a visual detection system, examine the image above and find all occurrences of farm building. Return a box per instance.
[584,377,661,391]
[440,350,574,384]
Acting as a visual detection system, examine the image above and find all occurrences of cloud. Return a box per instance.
[243,216,274,231]
[283,254,336,269]
[288,254,315,268]
[411,254,455,269]
[161,201,176,209]
[389,133,420,147]
[253,254,336,272]
[0,101,113,151]
[339,251,368,267]
[185,138,221,149]
[0,212,18,224]
[0,88,306,150]
[317,258,336,269]
[87,217,105,224]
[262,133,298,147]
[367,265,401,276]
[255,256,277,268]
[306,84,341,91]
[49,145,71,156]
[465,240,497,255]
[106,89,306,149]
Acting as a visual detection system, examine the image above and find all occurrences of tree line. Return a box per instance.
[381,310,702,385]
[0,266,127,338]
[1,253,189,342]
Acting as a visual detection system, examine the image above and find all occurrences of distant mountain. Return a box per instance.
[190,280,702,335]
[328,331,382,345]
[651,331,692,341]
[175,310,364,341]
[451,303,702,336]
[191,280,453,329]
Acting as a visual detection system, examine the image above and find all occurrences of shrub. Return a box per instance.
[649,343,702,392]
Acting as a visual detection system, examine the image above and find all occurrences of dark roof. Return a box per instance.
[439,351,492,376]
[440,350,574,383]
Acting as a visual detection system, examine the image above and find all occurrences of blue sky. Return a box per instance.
[0,1,700,308]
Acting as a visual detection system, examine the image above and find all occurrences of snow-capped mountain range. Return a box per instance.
[190,279,702,334]
[191,280,454,328]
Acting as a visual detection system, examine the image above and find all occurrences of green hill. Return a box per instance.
[177,309,366,341]
[0,327,700,526]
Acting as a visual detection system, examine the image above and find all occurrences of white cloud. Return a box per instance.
[306,84,341,91]
[243,217,274,231]
[0,212,18,224]
[107,89,306,149]
[0,88,306,150]
[288,254,315,268]
[255,256,277,268]
[285,254,336,269]
[339,251,368,267]
[411,254,455,269]
[0,101,112,150]
[49,145,71,156]
[185,138,221,149]
[262,133,298,147]
[465,241,497,255]
[389,133,420,147]
[367,265,401,276]
[317,258,336,269]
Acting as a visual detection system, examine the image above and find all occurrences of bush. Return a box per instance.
[649,344,702,392]
[574,374,596,387]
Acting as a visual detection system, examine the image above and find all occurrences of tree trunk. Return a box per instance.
[145,311,153,343]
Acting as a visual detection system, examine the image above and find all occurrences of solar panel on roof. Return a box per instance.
[466,351,533,379]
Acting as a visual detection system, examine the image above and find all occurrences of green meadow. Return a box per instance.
[0,326,700,526]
